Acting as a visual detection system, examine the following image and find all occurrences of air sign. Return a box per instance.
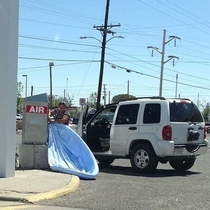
[26,105,48,114]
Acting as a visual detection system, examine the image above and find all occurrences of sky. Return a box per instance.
[18,0,210,107]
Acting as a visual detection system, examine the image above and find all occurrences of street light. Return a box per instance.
[80,35,124,44]
[49,62,54,109]
[80,35,124,110]
[22,74,27,98]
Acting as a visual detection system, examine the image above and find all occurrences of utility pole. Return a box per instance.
[22,74,27,98]
[103,84,107,105]
[175,73,178,98]
[49,62,54,109]
[147,29,180,97]
[66,78,68,99]
[31,85,33,96]
[197,93,200,108]
[94,0,121,110]
[127,80,130,95]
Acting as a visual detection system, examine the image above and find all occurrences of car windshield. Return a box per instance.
[169,101,203,123]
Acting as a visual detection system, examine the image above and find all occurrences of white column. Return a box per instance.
[0,0,19,177]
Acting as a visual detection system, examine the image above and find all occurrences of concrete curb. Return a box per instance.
[25,175,80,203]
[0,175,80,208]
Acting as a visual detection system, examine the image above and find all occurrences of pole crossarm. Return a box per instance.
[93,24,121,28]
[147,46,162,55]
[93,24,121,36]
[164,55,179,64]
[165,35,181,45]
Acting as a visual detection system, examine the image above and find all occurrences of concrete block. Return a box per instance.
[35,145,49,169]
[19,144,49,169]
[19,144,35,169]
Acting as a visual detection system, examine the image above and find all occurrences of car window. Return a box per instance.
[94,106,116,123]
[170,102,203,122]
[143,103,161,124]
[116,104,139,125]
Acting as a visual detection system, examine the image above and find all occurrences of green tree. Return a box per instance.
[201,103,210,121]
[88,92,98,109]
[49,94,74,108]
[17,82,24,113]
[112,94,136,103]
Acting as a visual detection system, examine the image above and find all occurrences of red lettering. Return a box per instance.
[26,105,48,114]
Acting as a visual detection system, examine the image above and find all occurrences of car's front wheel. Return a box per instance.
[130,144,158,173]
[169,156,196,171]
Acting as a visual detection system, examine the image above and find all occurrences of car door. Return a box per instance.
[110,104,140,155]
[76,104,89,137]
[169,100,205,144]
[85,105,116,151]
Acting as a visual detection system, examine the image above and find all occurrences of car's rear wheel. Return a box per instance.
[169,156,196,171]
[97,158,115,168]
[130,144,158,173]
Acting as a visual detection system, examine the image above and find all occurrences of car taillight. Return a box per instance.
[162,125,172,140]
[204,126,207,139]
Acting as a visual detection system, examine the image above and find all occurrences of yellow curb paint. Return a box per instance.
[0,175,80,210]
[25,175,80,203]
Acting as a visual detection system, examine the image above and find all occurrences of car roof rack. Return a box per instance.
[167,98,191,101]
[118,96,166,103]
[103,96,166,107]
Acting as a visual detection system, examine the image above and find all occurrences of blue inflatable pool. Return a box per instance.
[48,123,99,179]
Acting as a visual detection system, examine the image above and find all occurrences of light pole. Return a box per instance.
[49,62,54,109]
[22,74,27,98]
[80,35,124,110]
[175,73,178,98]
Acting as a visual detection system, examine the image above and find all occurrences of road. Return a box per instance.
[37,147,210,209]
[16,132,210,210]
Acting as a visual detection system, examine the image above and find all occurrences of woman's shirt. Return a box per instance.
[53,108,70,125]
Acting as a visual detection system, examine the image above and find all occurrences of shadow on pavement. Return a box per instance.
[99,164,200,178]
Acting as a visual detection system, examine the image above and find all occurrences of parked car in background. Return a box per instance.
[72,118,79,125]
[16,119,19,131]
[69,118,79,132]
[205,122,210,133]
[16,114,23,130]
[16,114,22,120]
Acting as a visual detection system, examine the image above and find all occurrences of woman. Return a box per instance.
[49,101,70,125]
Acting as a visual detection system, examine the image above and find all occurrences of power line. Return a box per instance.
[106,61,210,91]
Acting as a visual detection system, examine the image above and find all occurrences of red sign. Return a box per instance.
[26,105,48,114]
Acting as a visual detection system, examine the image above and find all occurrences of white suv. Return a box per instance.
[78,97,208,173]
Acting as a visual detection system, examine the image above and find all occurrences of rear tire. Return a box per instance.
[169,156,196,171]
[130,144,158,173]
